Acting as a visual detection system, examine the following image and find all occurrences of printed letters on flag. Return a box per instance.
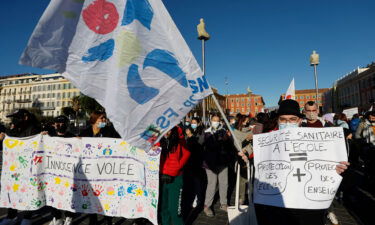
[20,0,212,149]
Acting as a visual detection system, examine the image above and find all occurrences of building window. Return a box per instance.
[306,96,310,99]
[300,96,304,99]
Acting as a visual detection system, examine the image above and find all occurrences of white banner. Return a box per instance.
[20,0,212,150]
[0,135,161,224]
[253,127,347,209]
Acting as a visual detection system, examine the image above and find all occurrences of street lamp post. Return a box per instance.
[310,50,320,103]
[247,86,252,116]
[225,76,228,114]
[197,18,210,125]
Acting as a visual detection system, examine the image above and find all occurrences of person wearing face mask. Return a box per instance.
[228,116,237,129]
[181,117,192,131]
[45,115,76,225]
[45,115,75,138]
[302,101,332,127]
[202,114,233,217]
[233,115,254,204]
[0,109,40,225]
[302,102,340,224]
[182,117,206,219]
[79,111,119,225]
[79,111,120,138]
[239,99,349,225]
[355,110,375,194]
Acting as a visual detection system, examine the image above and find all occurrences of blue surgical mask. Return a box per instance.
[185,122,190,126]
[279,122,299,130]
[97,122,106,128]
[191,124,198,129]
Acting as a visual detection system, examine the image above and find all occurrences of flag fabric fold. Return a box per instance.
[20,0,212,149]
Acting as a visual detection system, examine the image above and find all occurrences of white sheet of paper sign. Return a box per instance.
[253,127,348,209]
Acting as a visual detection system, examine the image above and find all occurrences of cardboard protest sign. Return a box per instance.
[342,107,358,120]
[0,135,160,224]
[253,127,347,209]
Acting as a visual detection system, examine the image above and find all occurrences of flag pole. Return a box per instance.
[211,93,242,152]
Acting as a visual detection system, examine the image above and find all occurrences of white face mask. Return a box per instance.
[305,112,318,121]
[279,122,299,130]
[211,121,220,129]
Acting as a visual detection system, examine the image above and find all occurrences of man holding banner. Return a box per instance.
[240,99,350,225]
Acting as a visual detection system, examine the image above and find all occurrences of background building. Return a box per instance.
[280,88,329,111]
[225,89,265,116]
[0,73,80,122]
[330,63,375,113]
[190,87,226,117]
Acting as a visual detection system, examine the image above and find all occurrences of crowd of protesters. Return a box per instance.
[0,98,374,225]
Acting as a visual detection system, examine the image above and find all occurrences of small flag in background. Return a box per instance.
[20,0,212,149]
[284,78,295,100]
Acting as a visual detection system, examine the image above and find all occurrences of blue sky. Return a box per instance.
[1,0,375,106]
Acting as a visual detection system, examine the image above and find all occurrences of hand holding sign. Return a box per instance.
[336,161,350,174]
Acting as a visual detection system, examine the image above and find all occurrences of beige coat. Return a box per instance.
[233,129,253,156]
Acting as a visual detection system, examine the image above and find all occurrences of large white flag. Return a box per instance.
[20,0,212,149]
[284,78,295,100]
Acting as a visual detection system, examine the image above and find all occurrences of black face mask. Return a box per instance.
[11,117,23,127]
[56,124,68,133]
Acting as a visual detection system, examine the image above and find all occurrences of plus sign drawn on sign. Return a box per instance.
[293,168,306,182]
